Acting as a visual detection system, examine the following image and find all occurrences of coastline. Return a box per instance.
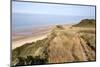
[12,34,48,50]
[12,24,95,50]
[12,26,52,50]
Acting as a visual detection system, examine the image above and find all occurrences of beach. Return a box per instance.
[12,26,52,49]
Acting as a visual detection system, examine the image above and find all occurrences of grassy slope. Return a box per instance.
[73,19,96,28]
[12,19,96,66]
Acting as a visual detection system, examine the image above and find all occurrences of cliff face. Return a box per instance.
[12,19,96,66]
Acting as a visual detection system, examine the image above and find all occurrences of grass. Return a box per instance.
[12,19,96,66]
[80,33,96,50]
[78,29,95,34]
[73,19,96,28]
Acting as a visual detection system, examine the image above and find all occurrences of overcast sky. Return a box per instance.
[12,1,95,17]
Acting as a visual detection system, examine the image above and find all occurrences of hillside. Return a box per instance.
[73,19,96,28]
[12,19,96,66]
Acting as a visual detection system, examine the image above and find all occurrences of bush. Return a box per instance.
[56,25,64,29]
[15,55,48,66]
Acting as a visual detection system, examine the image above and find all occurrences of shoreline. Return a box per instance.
[12,34,48,50]
[12,26,52,50]
[12,24,76,50]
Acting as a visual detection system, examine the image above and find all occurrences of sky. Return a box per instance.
[12,1,95,17]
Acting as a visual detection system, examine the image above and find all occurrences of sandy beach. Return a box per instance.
[12,26,52,49]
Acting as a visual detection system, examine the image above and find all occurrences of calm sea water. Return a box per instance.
[12,13,95,32]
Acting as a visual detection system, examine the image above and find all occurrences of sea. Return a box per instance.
[12,13,95,33]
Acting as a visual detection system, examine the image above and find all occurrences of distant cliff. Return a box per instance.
[73,19,96,27]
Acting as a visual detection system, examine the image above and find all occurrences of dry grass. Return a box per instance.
[12,19,96,66]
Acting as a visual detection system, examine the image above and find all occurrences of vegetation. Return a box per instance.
[15,55,48,66]
[73,19,96,28]
[12,19,96,66]
[78,29,95,34]
[56,25,64,29]
[12,55,48,67]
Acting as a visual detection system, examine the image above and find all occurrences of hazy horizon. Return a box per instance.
[12,1,96,32]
